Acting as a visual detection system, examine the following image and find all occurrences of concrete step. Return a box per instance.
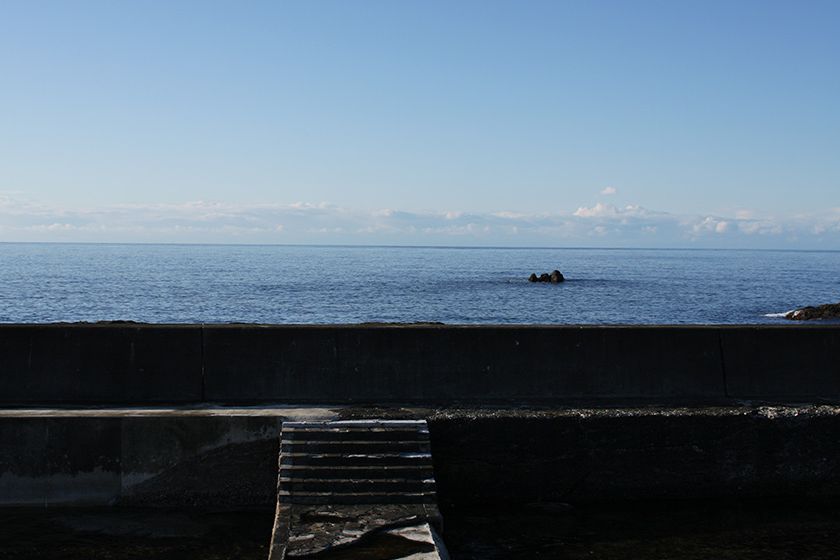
[268,419,448,559]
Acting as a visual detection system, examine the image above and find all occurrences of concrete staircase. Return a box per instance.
[268,420,448,559]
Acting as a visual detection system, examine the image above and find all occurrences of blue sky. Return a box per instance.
[1,0,839,247]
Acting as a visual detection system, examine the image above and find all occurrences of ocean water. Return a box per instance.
[0,243,838,324]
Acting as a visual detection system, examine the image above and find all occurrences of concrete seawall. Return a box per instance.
[1,324,839,405]
[2,324,840,509]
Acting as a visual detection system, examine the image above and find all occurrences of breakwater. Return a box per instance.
[2,324,840,405]
[1,324,840,510]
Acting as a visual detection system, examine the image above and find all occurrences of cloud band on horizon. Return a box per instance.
[0,194,838,249]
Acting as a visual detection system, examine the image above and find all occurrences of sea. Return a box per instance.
[1,242,838,324]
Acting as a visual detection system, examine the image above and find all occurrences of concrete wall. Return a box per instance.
[4,406,840,507]
[428,406,840,505]
[721,327,840,400]
[4,325,838,509]
[0,415,280,507]
[0,325,202,404]
[1,324,839,405]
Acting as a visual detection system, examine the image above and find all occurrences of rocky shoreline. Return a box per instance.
[785,302,840,321]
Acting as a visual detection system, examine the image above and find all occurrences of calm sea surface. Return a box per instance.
[1,243,838,324]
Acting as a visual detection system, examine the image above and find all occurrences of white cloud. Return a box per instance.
[600,186,617,195]
[737,220,783,236]
[692,216,730,234]
[573,203,651,219]
[574,202,615,218]
[492,211,527,219]
[0,195,839,248]
[40,223,76,232]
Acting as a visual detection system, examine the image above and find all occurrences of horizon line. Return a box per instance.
[1,240,839,254]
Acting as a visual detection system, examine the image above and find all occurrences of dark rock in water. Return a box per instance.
[786,302,840,321]
[528,270,566,283]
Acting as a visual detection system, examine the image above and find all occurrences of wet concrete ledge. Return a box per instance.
[1,323,839,405]
[3,405,840,508]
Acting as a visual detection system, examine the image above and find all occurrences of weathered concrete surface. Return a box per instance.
[0,406,338,418]
[2,324,840,405]
[4,405,840,508]
[120,417,281,507]
[423,405,840,505]
[0,412,333,507]
[722,327,840,400]
[0,324,202,404]
[0,417,120,506]
[271,505,447,559]
[203,325,726,403]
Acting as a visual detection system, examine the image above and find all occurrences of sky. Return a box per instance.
[1,0,839,248]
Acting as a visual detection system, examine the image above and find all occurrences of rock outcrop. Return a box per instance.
[785,302,840,321]
[528,270,565,283]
